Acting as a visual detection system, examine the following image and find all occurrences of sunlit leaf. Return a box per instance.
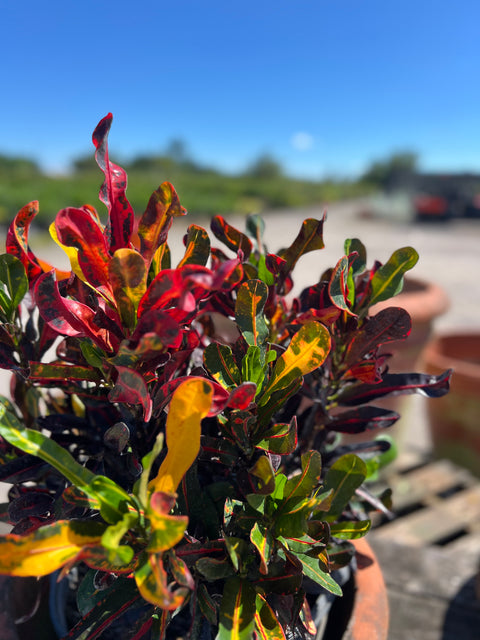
[368,246,419,307]
[178,224,211,267]
[217,577,256,640]
[109,249,148,329]
[135,552,188,610]
[149,378,213,494]
[295,553,342,596]
[211,216,253,259]
[54,207,112,293]
[92,113,135,253]
[254,594,286,640]
[250,523,273,574]
[329,519,371,540]
[138,182,186,266]
[259,322,330,406]
[6,201,69,282]
[278,217,325,273]
[329,255,356,316]
[235,280,269,348]
[0,520,106,576]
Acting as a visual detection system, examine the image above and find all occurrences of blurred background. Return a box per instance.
[1,0,480,226]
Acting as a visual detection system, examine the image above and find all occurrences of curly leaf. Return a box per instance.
[6,201,69,282]
[147,493,188,553]
[211,216,253,259]
[255,418,297,455]
[259,322,330,406]
[108,366,152,422]
[138,182,186,266]
[0,520,106,577]
[345,307,411,365]
[149,378,213,494]
[92,113,135,253]
[337,369,452,406]
[329,255,356,316]
[109,249,147,329]
[278,217,325,272]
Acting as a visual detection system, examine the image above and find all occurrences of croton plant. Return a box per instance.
[0,115,450,640]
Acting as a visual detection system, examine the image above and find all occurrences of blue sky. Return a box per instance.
[1,1,480,178]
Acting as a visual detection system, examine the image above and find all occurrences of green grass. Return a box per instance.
[0,165,374,229]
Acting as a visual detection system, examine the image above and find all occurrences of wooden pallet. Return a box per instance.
[370,454,480,550]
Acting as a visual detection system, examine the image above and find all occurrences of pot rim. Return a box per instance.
[343,538,389,640]
[371,276,450,324]
[423,332,480,380]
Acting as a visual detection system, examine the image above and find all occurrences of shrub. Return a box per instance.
[0,114,450,639]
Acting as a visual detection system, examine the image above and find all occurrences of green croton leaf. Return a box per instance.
[204,342,242,389]
[295,553,342,596]
[235,279,269,348]
[259,321,330,406]
[217,577,256,640]
[0,254,28,321]
[368,246,419,307]
[254,594,286,640]
[320,454,367,520]
[250,522,274,574]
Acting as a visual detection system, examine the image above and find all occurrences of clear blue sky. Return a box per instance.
[2,0,480,178]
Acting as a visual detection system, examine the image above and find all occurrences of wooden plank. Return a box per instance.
[371,485,480,546]
[383,459,474,513]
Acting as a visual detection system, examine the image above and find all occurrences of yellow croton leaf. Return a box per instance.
[49,222,84,282]
[0,520,105,577]
[148,378,213,495]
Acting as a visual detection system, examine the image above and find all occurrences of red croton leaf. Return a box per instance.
[138,182,187,267]
[92,113,135,253]
[55,207,112,293]
[108,366,153,422]
[6,201,69,283]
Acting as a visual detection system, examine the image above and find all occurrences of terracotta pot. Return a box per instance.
[421,332,480,477]
[319,539,389,640]
[343,538,389,640]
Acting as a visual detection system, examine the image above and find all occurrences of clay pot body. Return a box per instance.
[342,539,389,640]
[421,332,480,477]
